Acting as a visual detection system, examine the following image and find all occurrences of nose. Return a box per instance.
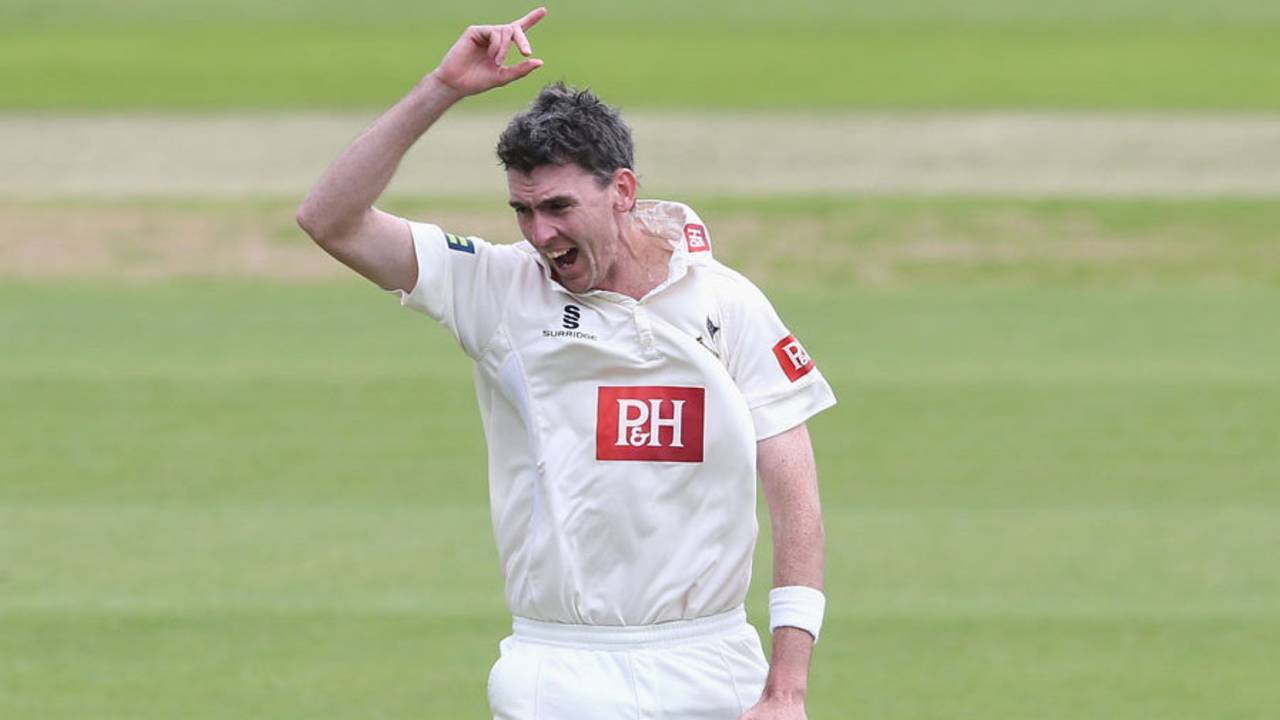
[528,214,558,248]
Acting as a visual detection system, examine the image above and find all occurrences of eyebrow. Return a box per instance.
[509,195,575,211]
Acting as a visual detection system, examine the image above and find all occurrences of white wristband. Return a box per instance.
[768,585,826,643]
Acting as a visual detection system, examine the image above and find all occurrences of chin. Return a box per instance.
[562,269,595,294]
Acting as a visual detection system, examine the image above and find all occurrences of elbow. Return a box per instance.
[296,201,365,249]
[295,201,330,244]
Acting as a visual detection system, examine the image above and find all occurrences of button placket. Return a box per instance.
[632,305,663,360]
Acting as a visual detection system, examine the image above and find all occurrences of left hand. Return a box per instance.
[739,695,807,720]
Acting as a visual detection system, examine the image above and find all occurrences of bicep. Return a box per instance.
[315,208,417,292]
[757,423,820,520]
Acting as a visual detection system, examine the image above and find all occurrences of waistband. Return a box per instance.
[511,606,748,649]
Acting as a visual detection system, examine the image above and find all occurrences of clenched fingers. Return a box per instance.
[490,26,514,66]
[497,58,544,86]
[513,25,533,56]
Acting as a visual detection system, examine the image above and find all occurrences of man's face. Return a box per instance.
[508,163,621,294]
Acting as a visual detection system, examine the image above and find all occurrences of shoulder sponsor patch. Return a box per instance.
[772,334,816,382]
[684,223,710,253]
[596,386,705,463]
[445,232,475,254]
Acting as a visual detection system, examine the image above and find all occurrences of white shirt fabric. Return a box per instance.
[396,200,835,626]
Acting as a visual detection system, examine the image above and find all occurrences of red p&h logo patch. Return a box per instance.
[773,335,815,382]
[684,224,710,253]
[596,386,705,462]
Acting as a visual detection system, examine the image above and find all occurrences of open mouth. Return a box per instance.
[548,247,579,271]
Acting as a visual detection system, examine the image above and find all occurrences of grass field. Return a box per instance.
[4,0,1280,109]
[4,0,1279,716]
[3,198,1279,717]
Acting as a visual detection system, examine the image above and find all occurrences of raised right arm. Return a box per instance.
[295,8,547,292]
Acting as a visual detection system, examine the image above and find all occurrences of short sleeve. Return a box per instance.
[721,276,837,440]
[394,221,523,359]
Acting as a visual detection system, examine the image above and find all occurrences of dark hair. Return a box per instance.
[496,82,634,185]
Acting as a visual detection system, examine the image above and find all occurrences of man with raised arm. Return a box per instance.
[297,8,835,719]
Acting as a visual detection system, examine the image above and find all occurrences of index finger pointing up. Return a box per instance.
[516,6,548,31]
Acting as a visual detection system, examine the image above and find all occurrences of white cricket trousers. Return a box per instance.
[487,606,769,719]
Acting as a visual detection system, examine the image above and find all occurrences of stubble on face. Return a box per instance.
[507,164,619,294]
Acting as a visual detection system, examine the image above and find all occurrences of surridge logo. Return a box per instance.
[543,304,598,341]
[562,304,581,329]
[596,386,705,462]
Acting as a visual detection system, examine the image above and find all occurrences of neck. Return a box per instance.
[598,212,673,300]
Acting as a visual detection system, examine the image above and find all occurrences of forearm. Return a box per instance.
[763,519,824,699]
[298,73,462,240]
[771,502,824,590]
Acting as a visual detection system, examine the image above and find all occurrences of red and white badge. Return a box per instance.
[684,223,710,253]
[772,335,815,382]
[596,386,705,462]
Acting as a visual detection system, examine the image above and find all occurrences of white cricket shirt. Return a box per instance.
[396,200,835,625]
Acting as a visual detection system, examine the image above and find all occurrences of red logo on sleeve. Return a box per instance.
[597,386,705,462]
[684,224,710,253]
[772,335,815,382]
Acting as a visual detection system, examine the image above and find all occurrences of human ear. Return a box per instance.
[612,169,638,212]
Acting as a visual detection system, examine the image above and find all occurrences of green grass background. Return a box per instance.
[5,0,1280,716]
[3,199,1279,717]
[4,0,1280,109]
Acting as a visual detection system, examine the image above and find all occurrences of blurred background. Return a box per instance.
[2,1,1278,717]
